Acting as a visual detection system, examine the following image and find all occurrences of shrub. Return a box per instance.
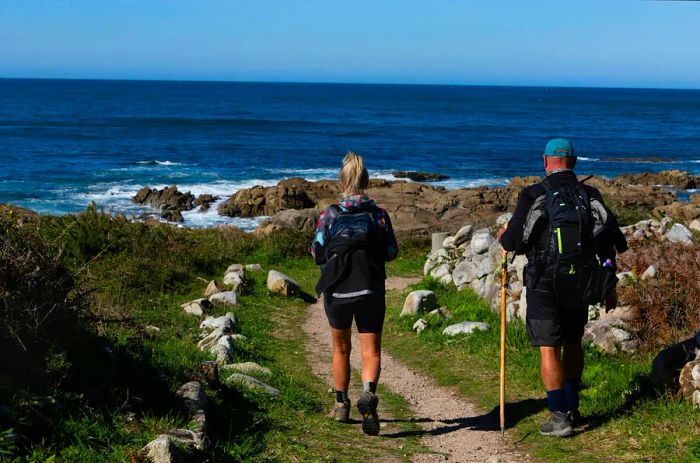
[617,240,700,350]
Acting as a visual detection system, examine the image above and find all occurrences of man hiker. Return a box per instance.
[497,138,627,437]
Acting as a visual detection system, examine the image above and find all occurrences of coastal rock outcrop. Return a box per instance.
[133,185,219,222]
[391,171,449,182]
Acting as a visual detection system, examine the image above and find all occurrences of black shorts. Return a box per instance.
[324,296,386,333]
[526,286,588,347]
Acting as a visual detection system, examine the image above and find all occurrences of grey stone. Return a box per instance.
[244,263,263,272]
[429,306,452,319]
[452,259,478,288]
[471,232,495,255]
[226,373,280,396]
[430,263,453,285]
[442,235,457,249]
[496,213,513,227]
[222,362,272,376]
[583,319,638,353]
[203,280,221,297]
[181,298,211,317]
[176,381,207,415]
[476,258,494,279]
[209,291,238,307]
[210,342,233,364]
[198,327,225,351]
[144,325,161,337]
[164,428,208,450]
[267,270,300,296]
[432,232,450,252]
[423,248,454,276]
[640,265,658,280]
[690,219,700,233]
[223,271,244,290]
[443,321,490,336]
[665,223,693,245]
[225,263,244,274]
[199,313,235,333]
[141,435,184,463]
[401,290,438,317]
[453,225,474,247]
[413,318,428,333]
[616,271,635,286]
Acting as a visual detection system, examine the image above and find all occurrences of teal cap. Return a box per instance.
[544,138,576,157]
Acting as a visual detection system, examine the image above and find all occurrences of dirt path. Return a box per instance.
[302,277,526,463]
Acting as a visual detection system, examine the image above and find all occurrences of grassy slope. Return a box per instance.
[382,278,700,463]
[0,211,427,462]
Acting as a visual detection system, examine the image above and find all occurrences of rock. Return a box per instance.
[679,359,700,400]
[176,381,207,415]
[210,339,234,364]
[443,321,490,336]
[660,217,673,233]
[141,436,184,463]
[429,306,452,319]
[226,373,280,396]
[161,209,184,222]
[442,236,456,249]
[199,312,236,333]
[256,208,320,235]
[164,428,208,450]
[199,361,220,388]
[631,229,646,241]
[222,362,272,376]
[267,270,300,296]
[519,287,528,320]
[665,223,694,245]
[452,260,479,288]
[583,319,639,354]
[413,318,429,333]
[180,298,211,317]
[133,185,196,222]
[640,265,658,280]
[430,263,453,285]
[223,272,244,291]
[616,169,697,189]
[471,232,495,255]
[401,290,438,317]
[144,325,161,337]
[203,280,221,297]
[432,232,450,253]
[209,291,238,307]
[244,263,263,272]
[194,194,219,212]
[616,271,635,287]
[496,213,512,227]
[476,258,494,279]
[391,171,449,182]
[690,219,700,233]
[600,305,637,322]
[453,224,474,247]
[424,248,454,276]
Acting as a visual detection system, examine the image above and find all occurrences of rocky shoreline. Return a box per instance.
[125,169,699,237]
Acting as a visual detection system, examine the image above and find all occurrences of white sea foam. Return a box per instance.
[577,157,599,162]
[135,160,185,166]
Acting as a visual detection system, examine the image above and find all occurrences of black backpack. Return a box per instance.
[540,180,598,299]
[326,205,377,246]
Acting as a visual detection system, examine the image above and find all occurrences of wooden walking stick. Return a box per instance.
[500,248,508,435]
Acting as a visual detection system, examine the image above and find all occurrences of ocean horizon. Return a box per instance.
[1,78,699,229]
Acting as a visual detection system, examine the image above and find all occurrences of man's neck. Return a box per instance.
[546,168,574,176]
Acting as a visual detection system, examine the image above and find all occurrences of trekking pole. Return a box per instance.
[499,248,508,435]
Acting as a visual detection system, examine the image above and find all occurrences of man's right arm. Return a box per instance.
[499,187,537,253]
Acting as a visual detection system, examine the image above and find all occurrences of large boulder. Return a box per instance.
[442,321,490,336]
[452,260,479,288]
[583,319,639,354]
[471,231,495,255]
[401,290,438,317]
[133,185,196,222]
[665,223,694,245]
[267,270,300,296]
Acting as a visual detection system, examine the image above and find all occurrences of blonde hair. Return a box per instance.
[339,151,369,196]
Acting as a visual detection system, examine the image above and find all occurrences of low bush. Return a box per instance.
[617,240,700,350]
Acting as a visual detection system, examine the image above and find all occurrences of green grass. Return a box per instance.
[0,208,430,462]
[382,278,700,462]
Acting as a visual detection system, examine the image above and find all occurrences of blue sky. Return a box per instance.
[1,0,699,88]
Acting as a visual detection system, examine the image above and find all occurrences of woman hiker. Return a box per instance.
[311,151,398,435]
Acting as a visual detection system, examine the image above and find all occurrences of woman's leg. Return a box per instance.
[330,328,352,393]
[358,332,382,384]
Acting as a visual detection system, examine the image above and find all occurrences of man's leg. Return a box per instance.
[562,339,584,414]
[540,346,567,413]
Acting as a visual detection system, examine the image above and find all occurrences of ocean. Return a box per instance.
[1,79,699,229]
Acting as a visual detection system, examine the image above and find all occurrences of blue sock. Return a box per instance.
[546,388,567,413]
[564,378,581,411]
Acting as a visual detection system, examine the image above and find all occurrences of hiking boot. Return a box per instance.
[540,411,573,437]
[356,392,380,436]
[328,400,351,423]
[567,409,582,427]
